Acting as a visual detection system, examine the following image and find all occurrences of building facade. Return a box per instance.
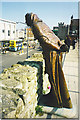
[0,18,16,41]
[52,26,59,36]
[16,29,25,39]
[25,28,34,40]
[70,17,79,39]
[58,22,70,40]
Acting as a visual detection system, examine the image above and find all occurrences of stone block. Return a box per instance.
[0,53,50,118]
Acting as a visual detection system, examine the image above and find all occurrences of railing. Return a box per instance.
[62,52,66,67]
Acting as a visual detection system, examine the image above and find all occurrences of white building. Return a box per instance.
[16,29,25,39]
[0,18,16,41]
[25,28,34,40]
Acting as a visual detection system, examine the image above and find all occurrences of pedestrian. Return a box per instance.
[65,36,71,52]
[72,40,75,49]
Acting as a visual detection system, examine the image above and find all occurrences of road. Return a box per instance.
[0,46,42,73]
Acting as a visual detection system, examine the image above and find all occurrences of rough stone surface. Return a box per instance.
[0,53,51,118]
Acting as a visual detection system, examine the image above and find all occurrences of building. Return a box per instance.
[0,18,16,41]
[58,22,69,40]
[52,23,69,40]
[52,26,59,36]
[16,29,25,39]
[69,16,79,39]
[25,28,34,41]
[53,15,79,41]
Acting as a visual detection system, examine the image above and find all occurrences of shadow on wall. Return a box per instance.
[17,61,43,104]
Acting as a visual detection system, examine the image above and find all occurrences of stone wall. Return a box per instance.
[0,53,50,118]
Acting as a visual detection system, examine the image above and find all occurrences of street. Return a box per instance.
[0,46,42,73]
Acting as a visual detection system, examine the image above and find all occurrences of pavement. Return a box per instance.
[38,43,79,119]
[62,43,78,118]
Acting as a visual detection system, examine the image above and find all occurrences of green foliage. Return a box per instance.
[43,90,46,94]
[35,105,43,116]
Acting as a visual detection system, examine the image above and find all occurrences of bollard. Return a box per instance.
[19,51,21,55]
[22,50,23,53]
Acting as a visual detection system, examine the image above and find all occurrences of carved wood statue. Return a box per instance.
[25,13,72,108]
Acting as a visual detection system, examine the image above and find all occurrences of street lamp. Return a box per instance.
[16,22,26,25]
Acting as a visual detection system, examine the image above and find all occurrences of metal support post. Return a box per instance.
[27,27,29,59]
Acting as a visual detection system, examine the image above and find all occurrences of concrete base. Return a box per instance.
[70,46,73,50]
[40,104,76,118]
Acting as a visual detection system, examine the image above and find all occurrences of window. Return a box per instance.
[8,30,10,36]
[2,30,5,33]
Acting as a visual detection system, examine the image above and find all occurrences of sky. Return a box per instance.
[1,1,79,30]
